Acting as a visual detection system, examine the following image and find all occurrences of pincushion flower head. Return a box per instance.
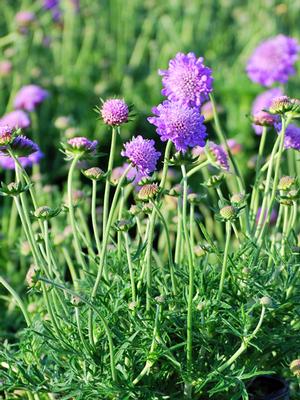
[0,110,31,130]
[246,35,299,87]
[207,141,229,171]
[148,101,207,152]
[159,52,213,107]
[14,85,48,112]
[100,98,130,126]
[251,88,283,135]
[64,137,98,159]
[1,135,39,158]
[121,135,160,175]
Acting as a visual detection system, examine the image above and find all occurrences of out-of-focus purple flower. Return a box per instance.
[207,141,229,171]
[121,135,160,175]
[15,11,35,27]
[0,60,12,77]
[148,101,207,152]
[14,85,48,112]
[225,139,242,155]
[256,207,277,225]
[112,163,145,186]
[43,0,59,9]
[283,124,300,151]
[159,52,213,107]
[100,99,129,126]
[0,150,43,170]
[0,110,31,130]
[246,35,299,87]
[251,88,283,135]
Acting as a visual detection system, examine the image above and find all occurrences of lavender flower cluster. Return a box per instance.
[149,52,213,152]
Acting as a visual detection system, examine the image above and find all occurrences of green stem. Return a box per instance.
[218,306,266,372]
[151,200,177,296]
[124,232,137,304]
[68,156,87,269]
[117,187,125,260]
[102,126,117,236]
[144,140,172,312]
[91,180,102,256]
[258,116,291,242]
[250,126,267,221]
[0,275,31,326]
[133,305,161,385]
[217,221,231,301]
[181,165,195,384]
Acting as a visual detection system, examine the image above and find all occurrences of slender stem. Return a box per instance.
[89,165,132,346]
[102,126,117,236]
[258,116,291,242]
[117,187,125,260]
[181,165,195,385]
[144,140,172,312]
[91,180,102,256]
[217,221,231,301]
[186,160,209,179]
[67,156,87,269]
[151,200,177,296]
[218,306,266,373]
[124,232,136,304]
[133,305,161,385]
[250,126,267,220]
[0,275,31,326]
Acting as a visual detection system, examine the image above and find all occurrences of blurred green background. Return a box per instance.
[0,0,299,178]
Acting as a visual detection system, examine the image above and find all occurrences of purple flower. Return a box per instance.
[252,88,283,135]
[0,150,43,170]
[43,0,60,9]
[112,163,145,186]
[15,11,35,26]
[225,139,242,155]
[251,88,283,135]
[0,60,12,77]
[284,124,300,151]
[256,207,277,225]
[100,99,129,126]
[6,136,39,157]
[0,110,31,129]
[14,85,48,112]
[207,141,229,171]
[68,136,98,154]
[159,52,213,107]
[246,35,299,86]
[148,101,207,152]
[121,135,160,175]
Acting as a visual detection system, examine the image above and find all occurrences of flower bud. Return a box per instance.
[259,296,273,307]
[220,205,236,221]
[269,96,300,116]
[230,193,245,206]
[114,219,134,232]
[33,206,61,220]
[290,359,300,377]
[187,193,202,204]
[194,245,206,258]
[196,301,205,311]
[26,264,38,287]
[0,126,13,146]
[155,295,165,304]
[82,167,105,181]
[278,176,295,191]
[138,183,160,201]
[129,204,141,216]
[206,174,225,189]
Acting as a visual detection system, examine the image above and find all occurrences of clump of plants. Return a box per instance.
[1,39,300,399]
